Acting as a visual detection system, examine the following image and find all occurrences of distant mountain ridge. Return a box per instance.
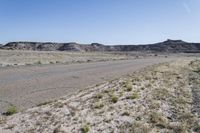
[1,39,200,53]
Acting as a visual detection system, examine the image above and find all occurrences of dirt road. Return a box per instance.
[0,58,175,113]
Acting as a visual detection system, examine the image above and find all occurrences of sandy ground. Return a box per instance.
[0,58,175,114]
[1,58,200,132]
[0,50,130,67]
[0,49,198,67]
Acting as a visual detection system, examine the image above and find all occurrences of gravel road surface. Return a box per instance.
[0,58,175,113]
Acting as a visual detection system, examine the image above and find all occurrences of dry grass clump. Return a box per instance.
[111,94,118,103]
[93,101,104,109]
[148,111,168,128]
[126,92,139,99]
[94,93,103,99]
[131,122,151,133]
[124,80,132,91]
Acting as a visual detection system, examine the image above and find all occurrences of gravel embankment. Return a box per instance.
[1,59,200,133]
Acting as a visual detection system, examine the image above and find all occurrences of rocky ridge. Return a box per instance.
[2,39,200,53]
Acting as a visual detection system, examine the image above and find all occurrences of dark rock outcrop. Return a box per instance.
[2,39,200,53]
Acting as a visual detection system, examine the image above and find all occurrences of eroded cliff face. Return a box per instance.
[2,39,200,53]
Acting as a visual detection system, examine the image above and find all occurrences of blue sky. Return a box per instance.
[0,0,200,45]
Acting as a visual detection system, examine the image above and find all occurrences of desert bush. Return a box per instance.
[4,106,17,116]
[148,111,168,128]
[124,80,132,91]
[111,94,118,103]
[81,124,90,133]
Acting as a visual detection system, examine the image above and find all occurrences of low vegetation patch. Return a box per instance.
[126,92,139,99]
[3,106,17,116]
[124,80,132,91]
[81,124,90,133]
[93,101,104,109]
[111,94,118,103]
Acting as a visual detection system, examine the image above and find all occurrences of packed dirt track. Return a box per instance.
[1,58,200,132]
[0,57,176,113]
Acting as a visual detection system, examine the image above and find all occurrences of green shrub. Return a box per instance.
[194,125,200,132]
[111,94,118,103]
[5,106,17,116]
[81,124,90,133]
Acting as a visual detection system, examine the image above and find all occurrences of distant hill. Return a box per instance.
[2,39,200,53]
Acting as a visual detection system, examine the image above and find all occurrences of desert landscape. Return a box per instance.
[1,0,200,132]
[1,57,200,132]
[0,39,199,67]
[0,50,129,67]
[0,40,200,133]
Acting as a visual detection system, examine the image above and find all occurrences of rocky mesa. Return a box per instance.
[1,39,200,53]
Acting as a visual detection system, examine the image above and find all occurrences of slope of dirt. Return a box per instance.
[0,58,173,114]
[1,59,200,132]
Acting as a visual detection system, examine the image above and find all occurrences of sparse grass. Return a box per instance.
[193,125,200,132]
[93,101,104,109]
[94,93,103,99]
[126,92,139,99]
[37,101,52,106]
[131,122,151,133]
[111,94,118,103]
[168,122,188,133]
[124,80,132,91]
[149,111,168,127]
[1,59,199,132]
[4,106,18,116]
[0,117,7,124]
[119,90,124,97]
[81,124,90,133]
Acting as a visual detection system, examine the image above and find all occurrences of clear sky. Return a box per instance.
[0,0,200,45]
